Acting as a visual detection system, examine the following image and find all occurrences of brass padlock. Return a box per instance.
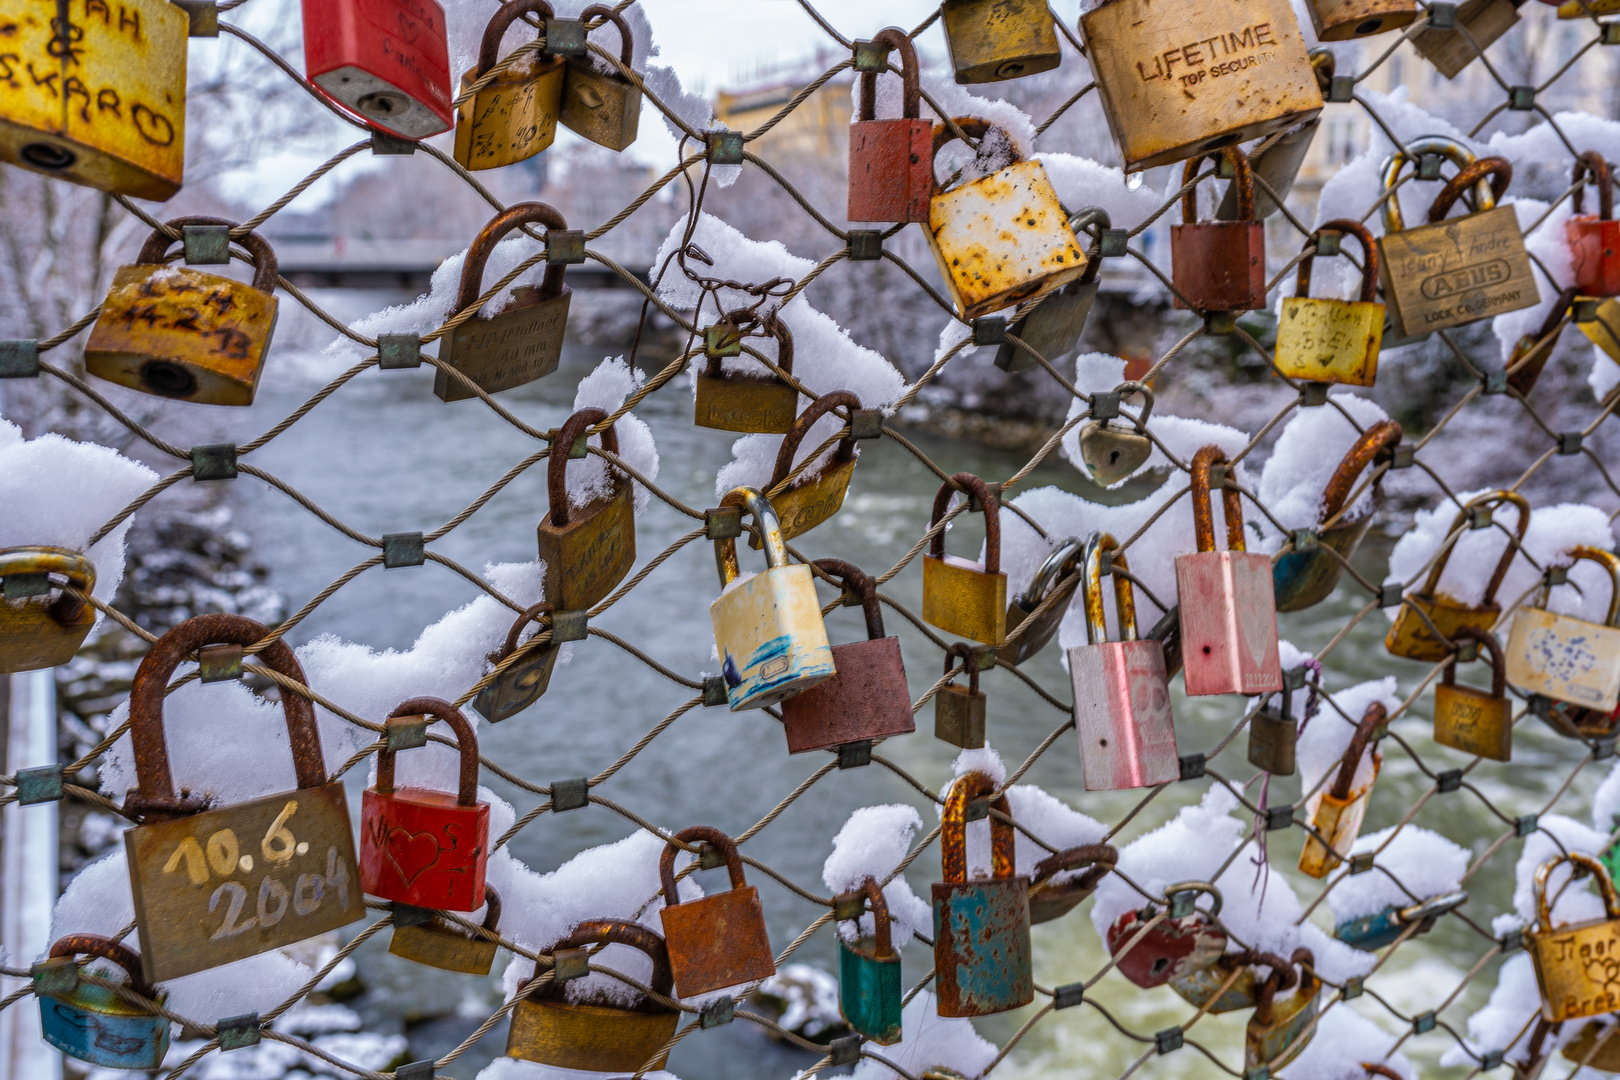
[1300,701,1384,878]
[1080,0,1322,172]
[1306,0,1417,39]
[921,473,1008,646]
[1563,1020,1620,1070]
[940,0,1060,84]
[1506,546,1620,715]
[694,310,799,434]
[0,547,96,674]
[453,0,565,171]
[559,6,641,152]
[122,614,365,982]
[998,536,1085,667]
[997,208,1109,373]
[474,603,559,722]
[1248,678,1297,776]
[1433,626,1512,761]
[1376,140,1538,340]
[1171,148,1267,313]
[925,119,1087,321]
[436,203,572,402]
[1413,0,1523,79]
[1385,490,1529,663]
[1528,852,1620,1022]
[1170,949,1285,1014]
[936,645,987,750]
[1507,286,1579,398]
[0,0,186,199]
[1027,843,1116,924]
[536,407,635,611]
[1276,219,1384,387]
[756,390,862,546]
[86,217,280,406]
[390,885,503,975]
[1078,382,1155,487]
[658,826,776,996]
[1245,949,1320,1071]
[1216,50,1335,222]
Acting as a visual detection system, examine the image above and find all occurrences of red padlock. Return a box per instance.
[361,697,490,912]
[1105,881,1228,989]
[302,0,455,140]
[848,29,933,225]
[1568,151,1620,298]
[1171,147,1268,313]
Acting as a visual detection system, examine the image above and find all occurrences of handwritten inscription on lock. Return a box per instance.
[1534,924,1620,1021]
[360,785,490,911]
[438,291,569,399]
[1380,206,1539,334]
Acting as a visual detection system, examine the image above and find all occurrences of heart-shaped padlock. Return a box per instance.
[1105,880,1226,988]
[1080,382,1154,486]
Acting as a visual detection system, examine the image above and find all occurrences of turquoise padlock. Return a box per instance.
[35,934,170,1071]
[837,876,903,1045]
[1334,890,1467,951]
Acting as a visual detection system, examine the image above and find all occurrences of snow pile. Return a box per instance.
[1090,784,1246,938]
[1509,814,1609,931]
[916,78,1038,184]
[850,990,999,1080]
[756,964,842,1038]
[822,804,932,949]
[1328,826,1470,925]
[942,748,1108,883]
[1281,1005,1415,1079]
[1254,394,1394,541]
[563,356,660,515]
[1297,677,1400,801]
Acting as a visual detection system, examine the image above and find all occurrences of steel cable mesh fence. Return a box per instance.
[0,0,1619,1077]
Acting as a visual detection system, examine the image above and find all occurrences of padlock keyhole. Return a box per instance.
[358,92,407,118]
[1355,17,1383,33]
[21,142,75,170]
[1150,957,1171,977]
[1202,646,1212,655]
[141,361,198,398]
[1108,450,1121,465]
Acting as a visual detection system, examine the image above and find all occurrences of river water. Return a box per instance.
[219,290,1603,1078]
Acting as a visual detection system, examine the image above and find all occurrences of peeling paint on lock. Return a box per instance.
[1506,547,1620,714]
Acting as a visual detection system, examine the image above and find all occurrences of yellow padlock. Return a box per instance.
[0,547,96,674]
[1300,701,1384,878]
[1275,219,1384,387]
[921,473,1008,647]
[755,390,862,547]
[453,0,565,171]
[1528,853,1620,1022]
[1506,547,1620,715]
[939,0,1060,84]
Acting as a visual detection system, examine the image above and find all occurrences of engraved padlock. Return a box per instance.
[559,6,642,152]
[1300,701,1384,878]
[997,209,1110,373]
[848,29,932,223]
[1335,889,1466,951]
[1569,152,1620,297]
[1027,843,1116,925]
[757,391,862,545]
[837,877,903,1045]
[389,885,503,975]
[536,408,635,611]
[939,0,1060,84]
[1248,676,1298,776]
[997,536,1085,667]
[1106,880,1227,988]
[1276,219,1385,387]
[693,309,800,434]
[474,603,559,723]
[35,935,169,1071]
[303,0,453,138]
[935,644,987,750]
[1171,148,1268,313]
[1245,949,1320,1071]
[0,547,96,674]
[1433,626,1512,761]
[453,0,565,171]
[1506,546,1620,715]
[1413,0,1525,79]
[658,826,776,996]
[1078,382,1155,488]
[1507,286,1579,399]
[921,473,1008,646]
[1528,852,1620,1022]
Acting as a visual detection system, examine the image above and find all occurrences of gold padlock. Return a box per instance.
[1579,296,1620,367]
[755,391,862,546]
[536,408,635,611]
[1300,701,1384,878]
[1245,949,1320,1071]
[1507,287,1579,399]
[1528,852,1620,1023]
[1305,0,1417,39]
[559,5,641,151]
[1275,219,1384,387]
[1413,0,1522,79]
[939,0,1060,84]
[85,217,280,406]
[936,644,987,749]
[0,0,186,199]
[1506,547,1620,715]
[0,547,96,674]
[1386,490,1529,663]
[921,473,1008,647]
[1170,949,1288,1014]
[453,0,565,171]
[1216,50,1335,222]
[694,310,800,435]
[1433,627,1513,762]
[1563,1020,1620,1070]
[389,886,503,975]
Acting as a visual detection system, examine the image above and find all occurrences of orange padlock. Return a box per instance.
[657,826,776,996]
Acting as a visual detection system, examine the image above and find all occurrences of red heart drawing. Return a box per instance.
[385,827,442,888]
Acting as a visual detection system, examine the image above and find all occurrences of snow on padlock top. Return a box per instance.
[822,803,932,951]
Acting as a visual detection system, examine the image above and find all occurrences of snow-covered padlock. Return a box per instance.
[1299,701,1385,878]
[1568,151,1620,297]
[836,877,903,1045]
[1027,843,1117,924]
[452,0,565,171]
[1506,546,1620,716]
[536,407,636,611]
[922,473,1008,647]
[1275,219,1384,387]
[757,391,862,546]
[997,536,1085,667]
[1077,382,1154,488]
[474,603,559,723]
[389,885,502,975]
[658,826,776,996]
[35,935,169,1071]
[1335,889,1467,951]
[1245,949,1319,1071]
[0,546,96,674]
[1529,852,1620,1022]
[1106,880,1227,989]
[847,29,932,224]
[1433,627,1512,761]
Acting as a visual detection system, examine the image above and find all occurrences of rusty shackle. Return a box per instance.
[476,0,556,76]
[1295,219,1378,303]
[927,473,1000,574]
[494,601,554,663]
[930,117,1019,196]
[837,876,896,958]
[1254,948,1314,1023]
[1081,532,1139,646]
[709,309,797,381]
[48,934,158,1001]
[857,28,920,123]
[659,825,748,907]
[137,216,279,295]
[944,642,981,695]
[548,407,622,528]
[1330,701,1387,801]
[1319,420,1403,529]
[458,203,570,316]
[941,770,1014,885]
[814,558,885,641]
[533,917,675,1004]
[1182,147,1255,225]
[578,5,635,70]
[1190,445,1246,555]
[1573,151,1614,220]
[770,391,861,491]
[378,697,481,808]
[1442,626,1506,698]
[1031,842,1118,893]
[0,547,95,629]
[1427,157,1513,224]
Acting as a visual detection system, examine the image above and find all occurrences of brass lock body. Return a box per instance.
[694,311,799,434]
[1529,853,1620,1022]
[935,646,987,749]
[1300,701,1384,878]
[1433,627,1512,761]
[756,391,862,546]
[1413,0,1521,79]
[921,473,1008,646]
[389,886,503,975]
[536,408,636,611]
[1276,219,1384,387]
[474,603,560,722]
[940,0,1061,84]
[0,547,96,674]
[559,6,642,151]
[453,0,565,171]
[1306,0,1417,40]
[1245,950,1320,1071]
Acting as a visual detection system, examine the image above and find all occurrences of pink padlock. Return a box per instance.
[1175,445,1283,697]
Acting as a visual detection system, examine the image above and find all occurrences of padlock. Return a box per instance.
[1078,382,1155,487]
[1027,843,1116,925]
[709,487,836,710]
[1080,0,1322,172]
[1385,490,1530,663]
[1248,678,1297,776]
[1272,420,1403,612]
[452,0,564,171]
[122,614,364,982]
[1215,50,1335,222]
[389,885,503,975]
[997,536,1085,667]
[694,310,799,434]
[1335,889,1467,951]
[1434,626,1512,761]
[35,934,169,1070]
[1170,949,1287,1014]
[536,407,635,610]
[940,0,1060,84]
[756,391,862,545]
[847,29,932,223]
[1171,148,1268,313]
[0,0,186,199]
[1276,219,1385,387]
[1376,140,1539,340]
[1507,286,1579,398]
[996,209,1110,373]
[1299,701,1385,878]
[779,559,913,754]
[935,645,987,750]
[1529,852,1620,1021]
[924,118,1088,321]
[559,6,642,152]
[836,877,903,1045]
[85,217,280,406]
[302,0,453,138]
[1413,0,1524,79]
[1176,445,1283,697]
[1579,295,1620,368]
[921,473,1008,646]
[658,826,776,996]
[0,547,96,674]
[1571,152,1620,296]
[1306,0,1418,38]
[361,698,490,912]
[474,603,559,722]
[507,918,679,1070]
[1246,949,1320,1071]
[1563,1021,1620,1071]
[437,203,572,402]
[1071,532,1179,791]
[1106,881,1227,988]
[1507,546,1620,714]
[933,771,1033,1017]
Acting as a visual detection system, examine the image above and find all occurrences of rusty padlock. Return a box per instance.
[921,473,1008,646]
[936,644,988,750]
[122,614,365,983]
[1433,626,1512,761]
[474,603,559,723]
[1248,676,1298,776]
[1171,148,1268,313]
[940,0,1060,83]
[1170,949,1289,1014]
[1528,852,1620,1022]
[453,0,565,171]
[1413,0,1525,79]
[35,934,169,1071]
[1385,490,1530,663]
[360,698,490,912]
[933,771,1033,1017]
[779,560,913,754]
[0,547,96,674]
[1306,0,1418,38]
[536,407,636,611]
[1176,445,1282,697]
[389,885,503,975]
[303,0,453,138]
[1276,220,1385,387]
[1570,152,1620,297]
[1563,1020,1620,1071]
[1507,546,1620,715]
[837,877,903,1045]
[1078,382,1155,488]
[997,536,1085,667]
[1300,701,1385,878]
[1507,286,1579,398]
[694,310,799,434]
[559,6,642,152]
[756,391,862,545]
[1027,843,1117,925]
[847,29,932,223]
[85,217,280,406]
[436,203,572,402]
[1106,880,1228,988]
[1246,949,1320,1071]
[658,826,776,996]
[997,208,1110,374]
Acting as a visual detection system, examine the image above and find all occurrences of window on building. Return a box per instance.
[1389,53,1405,88]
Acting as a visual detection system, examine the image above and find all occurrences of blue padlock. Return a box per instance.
[1335,891,1467,951]
[35,934,169,1070]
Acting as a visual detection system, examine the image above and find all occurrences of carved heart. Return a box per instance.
[385,826,443,888]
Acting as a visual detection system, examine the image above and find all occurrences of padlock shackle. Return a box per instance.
[535,918,675,1003]
[1069,207,1111,285]
[707,309,797,381]
[1533,852,1620,930]
[377,697,480,807]
[714,486,790,583]
[1189,445,1246,554]
[1419,490,1530,604]
[48,933,157,1001]
[1378,137,1486,233]
[857,28,920,123]
[0,545,95,628]
[1308,47,1335,89]
[137,216,279,294]
[1443,626,1505,698]
[1031,843,1117,895]
[1254,948,1315,1025]
[457,202,570,316]
[547,407,622,528]
[1112,380,1154,433]
[659,825,748,907]
[479,883,503,932]
[1294,218,1378,303]
[770,390,861,489]
[1180,147,1254,225]
[1016,536,1086,613]
[499,601,554,659]
[1426,157,1513,224]
[1319,420,1403,527]
[1545,546,1620,627]
[1329,700,1386,801]
[475,0,556,76]
[929,117,1017,196]
[941,770,1014,885]
[813,559,885,641]
[840,876,895,958]
[128,614,323,822]
[1573,151,1614,220]
[1081,532,1138,646]
[927,473,1000,574]
[1362,1066,1403,1079]
[943,642,981,695]
[578,5,635,70]
[1160,880,1224,918]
